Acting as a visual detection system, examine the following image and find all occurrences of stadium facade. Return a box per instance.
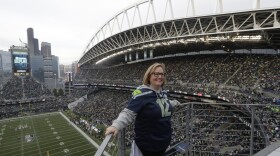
[77,0,280,155]
[79,0,280,66]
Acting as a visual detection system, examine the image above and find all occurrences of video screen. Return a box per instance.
[13,51,29,73]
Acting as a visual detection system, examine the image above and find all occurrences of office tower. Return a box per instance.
[43,56,54,89]
[33,38,40,55]
[41,42,52,58]
[0,50,12,73]
[30,55,44,82]
[59,64,65,79]
[0,54,3,83]
[71,61,79,77]
[27,28,35,56]
[52,55,59,79]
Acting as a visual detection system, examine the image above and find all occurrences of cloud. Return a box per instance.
[0,0,140,64]
[1,0,278,64]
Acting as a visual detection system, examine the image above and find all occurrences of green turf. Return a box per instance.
[0,112,97,156]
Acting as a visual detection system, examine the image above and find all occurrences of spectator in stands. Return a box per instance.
[76,54,279,104]
[105,63,180,156]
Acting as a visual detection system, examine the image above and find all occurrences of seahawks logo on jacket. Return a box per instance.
[156,94,171,117]
[132,89,171,117]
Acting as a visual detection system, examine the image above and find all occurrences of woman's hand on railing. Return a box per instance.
[170,99,182,107]
[105,126,118,137]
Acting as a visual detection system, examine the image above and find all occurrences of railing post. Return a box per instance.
[185,103,193,156]
[250,106,255,156]
[94,134,112,156]
[189,103,193,156]
[118,128,126,156]
[185,103,190,156]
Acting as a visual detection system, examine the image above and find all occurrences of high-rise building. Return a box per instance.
[63,65,72,81]
[52,55,59,79]
[27,28,35,56]
[63,64,72,73]
[43,56,54,89]
[41,42,51,57]
[41,42,55,89]
[0,50,12,84]
[30,55,44,82]
[0,54,5,84]
[71,61,79,77]
[0,50,12,73]
[33,38,40,55]
[59,64,65,79]
[0,54,3,83]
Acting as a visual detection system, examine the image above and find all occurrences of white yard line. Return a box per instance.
[28,141,91,156]
[30,115,43,156]
[2,127,85,148]
[0,112,59,123]
[20,118,24,156]
[1,112,110,156]
[59,112,110,156]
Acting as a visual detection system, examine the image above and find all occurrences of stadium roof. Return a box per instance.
[79,0,280,66]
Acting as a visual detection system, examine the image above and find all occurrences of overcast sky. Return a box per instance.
[0,0,139,65]
[0,0,278,65]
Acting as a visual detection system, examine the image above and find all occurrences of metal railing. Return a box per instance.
[95,129,127,156]
[95,134,113,156]
[95,102,280,156]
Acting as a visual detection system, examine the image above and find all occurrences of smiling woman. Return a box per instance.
[143,63,167,90]
[105,62,180,156]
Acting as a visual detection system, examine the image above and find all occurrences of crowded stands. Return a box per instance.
[0,76,52,101]
[72,87,279,155]
[1,76,23,100]
[23,76,52,98]
[71,53,280,155]
[76,54,280,104]
[0,76,70,120]
[0,53,279,155]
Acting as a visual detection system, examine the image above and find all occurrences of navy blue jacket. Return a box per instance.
[127,85,173,152]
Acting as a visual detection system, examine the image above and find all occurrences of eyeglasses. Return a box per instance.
[152,72,166,77]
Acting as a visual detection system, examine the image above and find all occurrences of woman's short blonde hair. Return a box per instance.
[143,63,167,86]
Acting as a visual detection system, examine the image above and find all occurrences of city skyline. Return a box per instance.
[0,0,278,64]
[0,0,139,64]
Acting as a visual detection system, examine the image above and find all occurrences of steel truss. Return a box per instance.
[79,8,280,65]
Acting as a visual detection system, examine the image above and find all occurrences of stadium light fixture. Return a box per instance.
[162,42,168,45]
[96,48,133,64]
[168,40,176,44]
[143,45,148,48]
[148,43,154,47]
[233,35,261,40]
[155,42,161,46]
[187,38,196,42]
[178,39,185,44]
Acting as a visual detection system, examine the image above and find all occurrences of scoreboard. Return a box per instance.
[10,46,30,76]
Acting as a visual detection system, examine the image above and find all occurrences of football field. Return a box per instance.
[0,112,97,156]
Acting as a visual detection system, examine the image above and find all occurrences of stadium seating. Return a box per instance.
[1,53,279,155]
[72,54,280,155]
[76,54,279,104]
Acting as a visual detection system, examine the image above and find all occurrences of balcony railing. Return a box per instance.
[95,102,280,156]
